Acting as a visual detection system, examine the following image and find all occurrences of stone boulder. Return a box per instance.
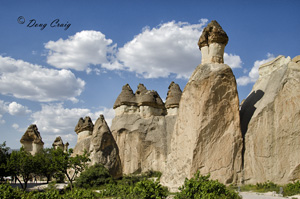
[20,124,44,155]
[89,115,122,178]
[241,55,300,184]
[161,20,243,191]
[73,116,94,156]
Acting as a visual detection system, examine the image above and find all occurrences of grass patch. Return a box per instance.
[229,180,300,197]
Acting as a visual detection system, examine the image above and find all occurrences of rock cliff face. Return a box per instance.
[111,82,182,174]
[20,124,44,155]
[89,115,122,178]
[161,20,243,191]
[241,55,300,184]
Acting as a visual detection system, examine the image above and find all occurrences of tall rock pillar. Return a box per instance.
[241,55,300,184]
[161,20,243,191]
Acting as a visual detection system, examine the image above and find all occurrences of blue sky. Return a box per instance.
[0,0,299,149]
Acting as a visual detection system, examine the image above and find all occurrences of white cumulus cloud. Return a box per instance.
[0,100,31,124]
[102,19,243,79]
[31,103,115,148]
[224,53,242,69]
[8,102,31,115]
[110,20,208,79]
[12,123,19,129]
[237,53,275,86]
[45,30,116,72]
[0,56,85,102]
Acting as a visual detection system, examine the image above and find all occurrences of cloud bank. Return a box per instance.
[45,30,116,73]
[45,20,243,79]
[0,56,85,102]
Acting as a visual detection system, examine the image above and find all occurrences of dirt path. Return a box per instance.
[240,192,300,199]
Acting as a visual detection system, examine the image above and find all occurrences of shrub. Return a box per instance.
[63,188,96,199]
[0,183,23,199]
[175,172,241,199]
[75,163,112,188]
[256,181,278,192]
[131,179,168,199]
[283,181,300,196]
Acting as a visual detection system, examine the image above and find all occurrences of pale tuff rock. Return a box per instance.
[241,55,300,184]
[20,124,44,155]
[111,82,180,174]
[73,117,94,156]
[111,114,176,175]
[52,136,69,152]
[198,20,228,64]
[292,55,300,64]
[89,115,122,178]
[161,21,242,191]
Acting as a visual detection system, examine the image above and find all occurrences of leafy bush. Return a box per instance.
[256,181,278,192]
[75,163,112,188]
[175,172,241,199]
[29,189,61,199]
[63,188,96,199]
[131,179,168,199]
[283,181,300,196]
[0,183,23,199]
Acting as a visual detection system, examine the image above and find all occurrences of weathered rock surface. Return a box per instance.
[20,124,44,155]
[73,117,94,156]
[52,136,68,152]
[241,55,300,184]
[161,20,243,191]
[89,115,122,178]
[111,114,177,175]
[111,82,181,174]
[292,55,300,64]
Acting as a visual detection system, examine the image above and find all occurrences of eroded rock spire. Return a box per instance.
[198,20,228,64]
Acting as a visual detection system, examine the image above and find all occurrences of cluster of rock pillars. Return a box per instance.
[20,20,300,191]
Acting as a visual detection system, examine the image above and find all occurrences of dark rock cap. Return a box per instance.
[75,116,94,134]
[52,136,64,147]
[165,81,182,108]
[198,20,228,49]
[20,124,44,145]
[113,83,165,109]
[135,84,165,109]
[113,84,137,109]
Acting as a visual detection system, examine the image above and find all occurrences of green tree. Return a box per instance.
[0,141,10,181]
[33,148,57,183]
[51,148,90,190]
[75,163,112,188]
[6,148,35,190]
